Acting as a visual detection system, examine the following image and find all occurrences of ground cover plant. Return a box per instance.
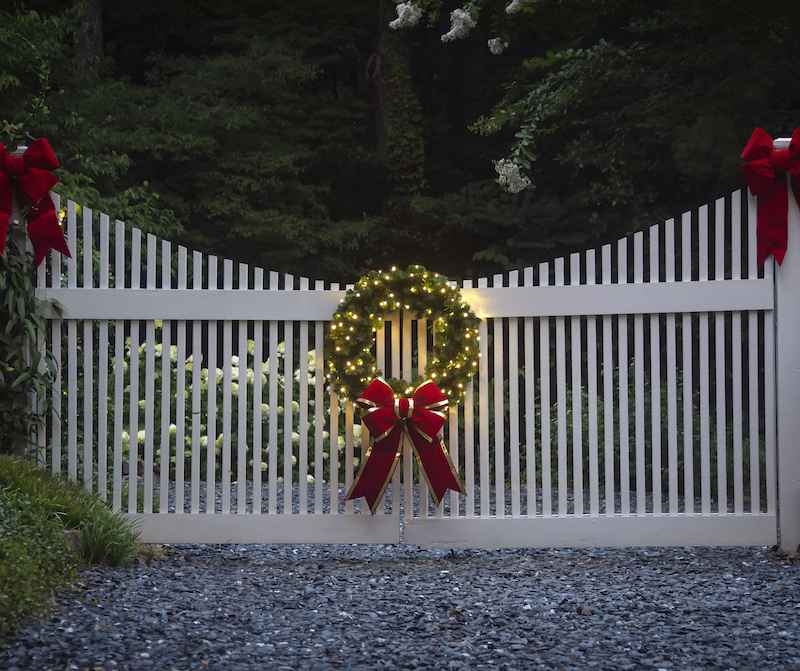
[0,455,139,641]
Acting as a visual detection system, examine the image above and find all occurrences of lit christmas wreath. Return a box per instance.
[325,265,481,402]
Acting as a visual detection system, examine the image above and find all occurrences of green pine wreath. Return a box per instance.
[325,265,481,401]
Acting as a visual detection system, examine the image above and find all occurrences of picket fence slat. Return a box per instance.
[206,256,218,513]
[268,271,279,514]
[569,254,583,515]
[283,273,295,514]
[478,277,489,516]
[462,279,476,518]
[97,214,110,501]
[160,242,172,515]
[649,226,661,514]
[329,282,341,516]
[112,219,124,511]
[523,267,536,517]
[237,263,248,513]
[402,310,413,519]
[314,280,325,514]
[664,219,678,514]
[49,193,63,479]
[633,232,645,513]
[586,251,599,516]
[191,252,203,514]
[252,268,264,514]
[220,258,231,514]
[681,212,695,515]
[508,270,521,518]
[299,276,310,515]
[712,199,726,513]
[617,239,630,515]
[127,228,141,512]
[143,234,156,513]
[539,262,552,517]
[731,192,744,514]
[493,273,505,517]
[747,194,761,513]
[554,258,567,516]
[601,246,614,515]
[67,200,78,483]
[82,207,94,493]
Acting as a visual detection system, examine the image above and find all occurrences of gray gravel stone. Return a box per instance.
[2,541,799,670]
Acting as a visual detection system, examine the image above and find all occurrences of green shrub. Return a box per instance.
[0,456,141,640]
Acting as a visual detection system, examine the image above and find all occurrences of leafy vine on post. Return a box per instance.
[0,140,70,458]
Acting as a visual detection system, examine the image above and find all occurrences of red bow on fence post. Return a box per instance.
[347,378,465,513]
[0,138,70,266]
[741,128,800,266]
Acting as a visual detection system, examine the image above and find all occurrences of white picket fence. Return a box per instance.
[31,177,800,549]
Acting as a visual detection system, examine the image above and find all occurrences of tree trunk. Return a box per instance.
[75,0,103,77]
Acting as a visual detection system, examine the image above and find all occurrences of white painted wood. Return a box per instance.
[314,280,325,514]
[112,220,124,511]
[539,263,552,516]
[449,400,459,519]
[508,270,521,518]
[714,198,727,514]
[775,160,800,550]
[478,277,490,516]
[402,310,413,519]
[764,255,777,517]
[143,234,156,513]
[252,268,264,514]
[569,254,583,515]
[664,219,679,514]
[493,274,505,518]
[418,316,430,517]
[299,277,310,515]
[601,246,614,516]
[82,207,94,492]
[649,226,661,514]
[329,282,341,515]
[129,513,400,544]
[731,192,744,515]
[633,232,646,514]
[220,258,232,515]
[49,194,63,478]
[159,242,172,515]
[345,400,354,515]
[463,280,475,518]
[554,258,567,516]
[586,250,599,516]
[67,201,78,483]
[191,252,203,514]
[237,264,248,514]
[682,212,695,515]
[174,247,188,514]
[283,273,295,514]
[38,279,774,320]
[206,256,218,514]
[268,271,279,514]
[97,213,109,500]
[404,514,776,549]
[523,267,536,516]
[127,228,141,512]
[617,239,630,515]
[746,193,761,513]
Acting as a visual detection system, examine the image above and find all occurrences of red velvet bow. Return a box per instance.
[741,128,800,266]
[0,138,70,266]
[347,378,465,513]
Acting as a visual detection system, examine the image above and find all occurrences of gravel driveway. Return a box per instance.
[2,543,799,670]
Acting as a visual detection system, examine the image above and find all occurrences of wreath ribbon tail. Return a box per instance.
[409,429,465,506]
[346,428,402,514]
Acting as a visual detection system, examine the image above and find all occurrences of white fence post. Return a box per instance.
[775,136,800,553]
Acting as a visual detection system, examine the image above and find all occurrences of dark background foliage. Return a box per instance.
[2,0,798,282]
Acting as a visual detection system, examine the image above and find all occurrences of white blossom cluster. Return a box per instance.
[505,0,529,14]
[487,37,508,55]
[441,8,476,42]
[494,158,532,193]
[389,2,423,30]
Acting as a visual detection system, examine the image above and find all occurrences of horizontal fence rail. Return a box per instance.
[31,187,779,547]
